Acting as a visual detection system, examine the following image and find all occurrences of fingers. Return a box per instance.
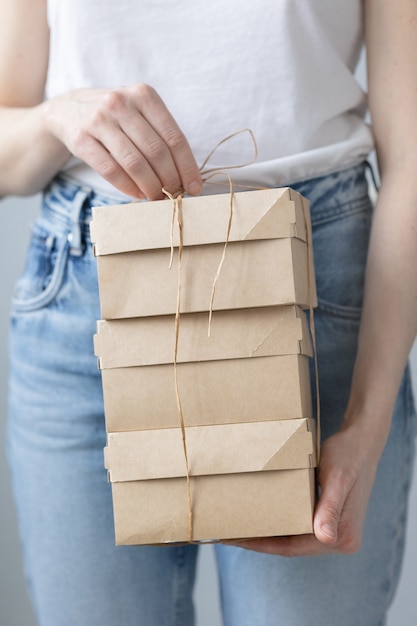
[71,131,145,199]
[70,84,203,199]
[225,431,375,558]
[225,534,331,557]
[225,487,347,557]
[313,480,346,546]
[313,438,365,553]
[226,487,359,558]
[131,84,203,196]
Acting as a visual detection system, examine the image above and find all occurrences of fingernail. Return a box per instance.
[322,523,336,540]
[187,180,202,195]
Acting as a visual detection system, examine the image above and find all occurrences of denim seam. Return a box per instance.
[311,196,372,227]
[11,237,70,313]
[316,297,362,321]
[172,547,189,626]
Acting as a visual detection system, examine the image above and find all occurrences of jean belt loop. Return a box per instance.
[364,159,380,207]
[68,187,90,256]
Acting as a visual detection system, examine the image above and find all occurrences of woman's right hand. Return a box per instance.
[43,84,203,200]
[2,3,201,198]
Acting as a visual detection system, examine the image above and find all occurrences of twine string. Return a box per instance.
[162,130,256,542]
[163,129,321,542]
[162,188,194,542]
[199,129,258,336]
[199,128,258,177]
[300,199,321,464]
[205,172,234,337]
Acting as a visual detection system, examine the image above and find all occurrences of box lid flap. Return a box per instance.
[90,188,308,256]
[94,305,313,369]
[104,418,316,482]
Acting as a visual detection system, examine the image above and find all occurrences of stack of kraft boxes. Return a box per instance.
[90,186,318,545]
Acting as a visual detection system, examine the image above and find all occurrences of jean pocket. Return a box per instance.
[12,221,70,313]
[312,200,373,320]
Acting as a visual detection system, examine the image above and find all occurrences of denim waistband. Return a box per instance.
[44,171,131,213]
[40,175,132,256]
[40,161,374,255]
[291,161,374,223]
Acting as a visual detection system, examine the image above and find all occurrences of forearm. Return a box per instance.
[344,162,417,451]
[343,0,417,455]
[0,103,70,197]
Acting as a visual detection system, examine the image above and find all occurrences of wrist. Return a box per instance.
[40,98,65,143]
[340,399,392,461]
[38,98,72,163]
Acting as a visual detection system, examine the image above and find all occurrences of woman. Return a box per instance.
[1,1,416,624]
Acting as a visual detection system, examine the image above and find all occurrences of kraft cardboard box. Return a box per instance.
[104,418,316,544]
[94,305,313,431]
[90,187,317,319]
[91,186,318,544]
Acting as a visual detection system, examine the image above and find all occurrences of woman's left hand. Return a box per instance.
[227,421,381,556]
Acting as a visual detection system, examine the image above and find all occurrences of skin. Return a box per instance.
[0,0,203,199]
[1,0,417,557]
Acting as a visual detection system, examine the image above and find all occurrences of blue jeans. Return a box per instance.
[7,163,417,626]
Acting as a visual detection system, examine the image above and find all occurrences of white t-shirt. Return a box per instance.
[46,0,373,199]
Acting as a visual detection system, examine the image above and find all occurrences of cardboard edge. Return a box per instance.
[91,188,311,256]
[105,418,317,483]
[94,306,314,369]
[242,190,297,242]
[299,193,318,307]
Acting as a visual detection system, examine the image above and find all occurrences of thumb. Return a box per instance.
[313,473,349,545]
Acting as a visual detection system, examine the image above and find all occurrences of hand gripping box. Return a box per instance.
[90,187,318,544]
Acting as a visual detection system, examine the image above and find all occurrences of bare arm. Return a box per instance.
[235,0,417,556]
[349,0,417,433]
[0,0,202,199]
[313,0,417,552]
[0,0,70,195]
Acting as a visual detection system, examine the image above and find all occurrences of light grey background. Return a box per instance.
[1,56,416,625]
